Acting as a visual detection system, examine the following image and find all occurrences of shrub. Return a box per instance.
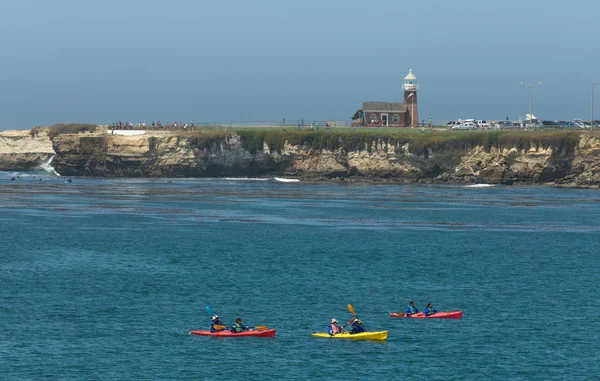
[48,124,97,138]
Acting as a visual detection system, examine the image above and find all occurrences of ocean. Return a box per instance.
[1,172,598,380]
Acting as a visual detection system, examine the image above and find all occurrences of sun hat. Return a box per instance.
[331,318,338,324]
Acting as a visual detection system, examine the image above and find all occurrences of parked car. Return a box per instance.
[541,120,559,128]
[497,121,517,129]
[452,122,476,130]
[476,120,491,128]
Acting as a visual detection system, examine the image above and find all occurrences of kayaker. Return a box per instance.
[424,302,438,316]
[328,318,345,336]
[405,301,419,316]
[349,318,367,334]
[231,318,249,333]
[210,315,226,332]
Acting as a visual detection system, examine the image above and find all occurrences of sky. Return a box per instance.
[0,0,599,130]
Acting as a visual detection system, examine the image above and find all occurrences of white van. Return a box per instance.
[476,120,490,128]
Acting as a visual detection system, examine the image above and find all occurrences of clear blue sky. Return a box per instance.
[1,0,598,129]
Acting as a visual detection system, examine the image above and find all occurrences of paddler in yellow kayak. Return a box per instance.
[327,319,346,336]
[349,318,367,334]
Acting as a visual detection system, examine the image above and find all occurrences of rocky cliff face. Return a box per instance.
[2,128,600,187]
[0,130,54,170]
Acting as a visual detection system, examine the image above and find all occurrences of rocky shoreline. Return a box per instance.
[1,126,599,188]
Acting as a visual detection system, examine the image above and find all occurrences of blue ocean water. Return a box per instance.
[0,172,599,380]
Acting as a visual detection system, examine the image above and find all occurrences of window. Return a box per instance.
[369,114,377,122]
[392,114,400,123]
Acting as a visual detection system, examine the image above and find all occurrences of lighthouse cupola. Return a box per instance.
[403,69,419,92]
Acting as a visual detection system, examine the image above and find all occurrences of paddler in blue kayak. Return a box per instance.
[405,301,419,316]
[231,318,249,333]
[349,318,367,334]
[210,315,226,332]
[424,302,438,316]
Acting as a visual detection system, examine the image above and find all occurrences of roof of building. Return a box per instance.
[404,69,417,81]
[363,102,408,112]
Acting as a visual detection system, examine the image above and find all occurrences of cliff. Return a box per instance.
[0,129,54,170]
[2,126,600,187]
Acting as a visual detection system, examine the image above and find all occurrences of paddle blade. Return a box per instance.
[206,305,216,316]
[255,326,269,331]
[213,325,227,330]
[347,304,356,316]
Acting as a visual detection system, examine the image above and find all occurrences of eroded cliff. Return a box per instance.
[2,127,600,187]
[0,129,54,170]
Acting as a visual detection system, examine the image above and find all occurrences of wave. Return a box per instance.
[274,177,300,183]
[223,177,269,181]
[464,184,495,188]
[38,155,60,177]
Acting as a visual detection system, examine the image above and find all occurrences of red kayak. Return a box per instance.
[389,311,463,319]
[190,329,276,338]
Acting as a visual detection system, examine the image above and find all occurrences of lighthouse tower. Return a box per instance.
[403,69,419,127]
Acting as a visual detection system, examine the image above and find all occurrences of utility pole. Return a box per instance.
[521,82,543,127]
[592,81,599,130]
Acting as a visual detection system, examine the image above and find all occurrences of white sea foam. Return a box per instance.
[274,177,300,183]
[464,184,495,188]
[223,177,269,181]
[39,155,60,176]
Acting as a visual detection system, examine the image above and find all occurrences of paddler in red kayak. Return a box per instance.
[405,301,420,316]
[231,318,250,333]
[424,302,438,316]
[210,315,227,332]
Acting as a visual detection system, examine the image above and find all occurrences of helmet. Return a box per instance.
[212,315,219,321]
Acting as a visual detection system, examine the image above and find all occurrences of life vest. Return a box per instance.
[232,323,244,333]
[329,324,341,334]
[408,306,418,314]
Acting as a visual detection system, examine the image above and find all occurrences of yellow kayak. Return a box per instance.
[311,331,388,341]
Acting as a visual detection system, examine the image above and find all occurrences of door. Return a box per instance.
[381,113,388,127]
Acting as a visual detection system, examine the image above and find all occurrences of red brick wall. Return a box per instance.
[404,91,419,127]
[363,111,407,127]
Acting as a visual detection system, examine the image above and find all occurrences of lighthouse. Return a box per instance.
[403,69,419,127]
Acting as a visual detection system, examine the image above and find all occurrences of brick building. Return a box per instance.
[359,69,419,127]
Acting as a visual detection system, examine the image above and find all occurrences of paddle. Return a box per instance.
[206,305,227,329]
[206,305,217,316]
[347,303,368,331]
[207,306,269,331]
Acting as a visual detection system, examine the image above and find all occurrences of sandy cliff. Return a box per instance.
[2,128,600,187]
[0,129,54,170]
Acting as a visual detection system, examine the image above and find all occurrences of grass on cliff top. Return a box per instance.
[47,124,97,138]
[174,130,581,156]
[237,130,581,156]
